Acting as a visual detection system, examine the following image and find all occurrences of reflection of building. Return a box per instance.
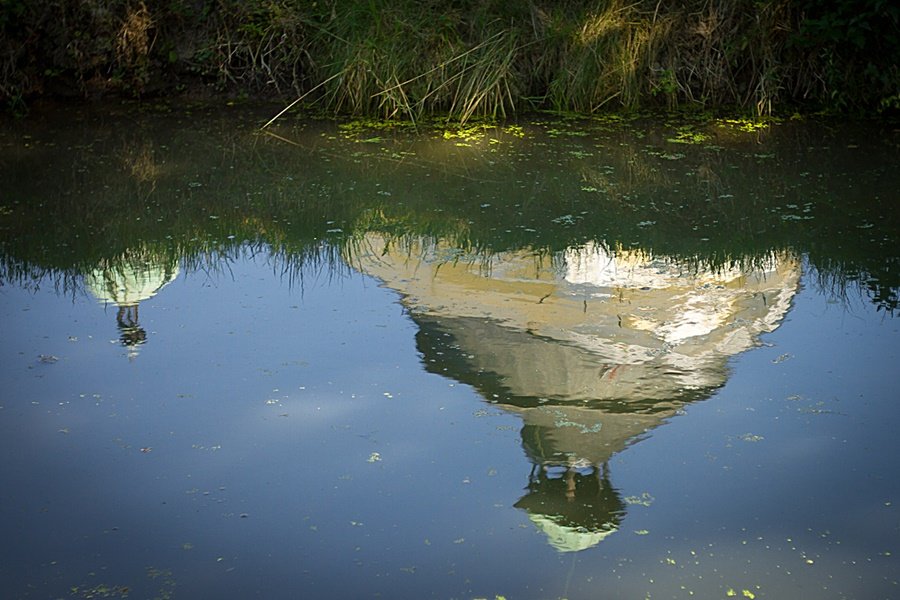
[84,250,179,358]
[353,234,800,551]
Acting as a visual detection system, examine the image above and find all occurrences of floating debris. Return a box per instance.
[726,589,757,599]
[624,492,655,507]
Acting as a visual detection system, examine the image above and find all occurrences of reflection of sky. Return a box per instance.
[0,257,534,598]
[1,246,898,598]
[2,111,899,596]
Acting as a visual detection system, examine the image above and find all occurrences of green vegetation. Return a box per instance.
[1,110,896,313]
[1,0,897,118]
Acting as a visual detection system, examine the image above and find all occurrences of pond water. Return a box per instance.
[1,103,898,599]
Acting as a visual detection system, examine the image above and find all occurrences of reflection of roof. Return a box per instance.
[85,257,179,306]
[527,513,617,552]
[352,235,801,399]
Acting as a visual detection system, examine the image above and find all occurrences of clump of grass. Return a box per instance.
[1,0,897,117]
[306,3,520,123]
[535,1,674,112]
[116,2,154,93]
[659,0,798,116]
[195,0,317,94]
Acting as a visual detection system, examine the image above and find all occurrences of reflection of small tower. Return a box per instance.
[84,252,179,359]
[514,462,625,553]
[512,416,639,552]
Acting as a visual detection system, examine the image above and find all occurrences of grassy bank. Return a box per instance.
[1,0,898,118]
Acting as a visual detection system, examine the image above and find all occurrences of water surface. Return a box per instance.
[1,104,898,599]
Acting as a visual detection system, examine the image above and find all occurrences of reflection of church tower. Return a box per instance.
[84,250,179,358]
[353,234,800,551]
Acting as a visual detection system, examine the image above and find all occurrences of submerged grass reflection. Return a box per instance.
[0,107,896,313]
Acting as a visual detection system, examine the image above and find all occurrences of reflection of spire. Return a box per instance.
[84,250,179,359]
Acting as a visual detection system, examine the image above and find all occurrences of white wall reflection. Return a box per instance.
[353,235,799,401]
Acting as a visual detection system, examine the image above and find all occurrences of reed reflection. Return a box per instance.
[355,235,800,550]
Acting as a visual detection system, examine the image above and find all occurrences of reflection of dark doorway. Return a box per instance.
[514,463,625,552]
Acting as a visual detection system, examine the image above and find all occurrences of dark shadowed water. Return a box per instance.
[1,103,898,599]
